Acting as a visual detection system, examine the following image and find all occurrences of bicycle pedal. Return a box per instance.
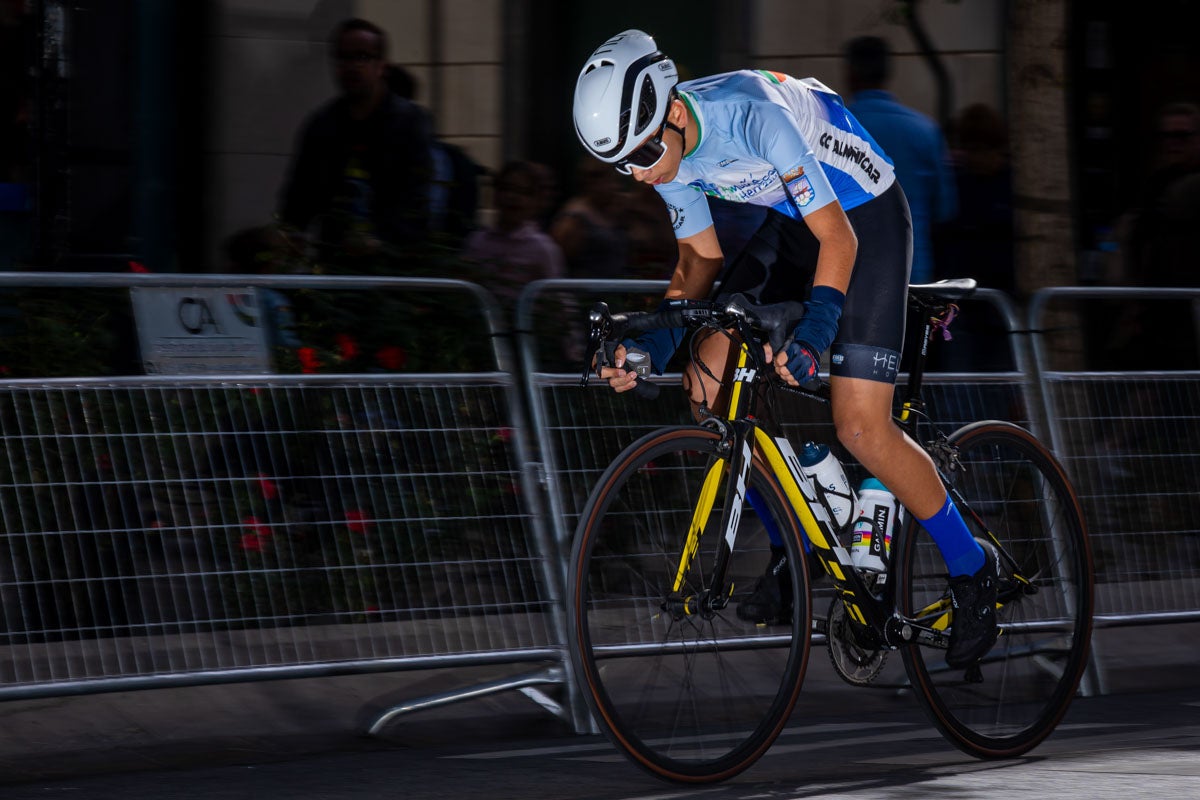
[963,662,983,683]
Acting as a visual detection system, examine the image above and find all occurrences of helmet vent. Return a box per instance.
[634,74,658,136]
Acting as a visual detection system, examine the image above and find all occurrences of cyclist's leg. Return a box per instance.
[834,184,996,665]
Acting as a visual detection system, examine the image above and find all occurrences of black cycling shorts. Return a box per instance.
[713,182,913,385]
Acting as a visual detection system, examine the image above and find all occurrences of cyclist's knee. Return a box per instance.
[833,406,895,456]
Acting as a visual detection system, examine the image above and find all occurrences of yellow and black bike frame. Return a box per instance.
[672,333,903,637]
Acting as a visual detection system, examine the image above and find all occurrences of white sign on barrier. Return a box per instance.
[130,287,272,374]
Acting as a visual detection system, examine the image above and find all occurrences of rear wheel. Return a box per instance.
[568,426,811,783]
[899,421,1093,757]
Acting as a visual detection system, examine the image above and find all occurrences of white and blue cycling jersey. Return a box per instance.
[657,70,897,240]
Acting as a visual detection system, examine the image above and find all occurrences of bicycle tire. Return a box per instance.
[568,425,811,783]
[898,420,1093,757]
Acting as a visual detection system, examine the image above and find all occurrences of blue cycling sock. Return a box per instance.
[917,493,985,577]
[746,485,811,554]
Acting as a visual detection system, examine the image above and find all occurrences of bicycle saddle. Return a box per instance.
[909,278,978,302]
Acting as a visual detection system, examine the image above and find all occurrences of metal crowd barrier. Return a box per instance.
[1029,287,1200,630]
[2,272,1197,733]
[0,273,568,731]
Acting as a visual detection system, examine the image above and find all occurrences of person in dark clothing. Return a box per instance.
[279,18,433,260]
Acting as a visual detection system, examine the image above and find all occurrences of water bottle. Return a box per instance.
[851,478,902,573]
[798,442,855,528]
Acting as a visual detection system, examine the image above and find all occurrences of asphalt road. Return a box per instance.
[2,658,1198,800]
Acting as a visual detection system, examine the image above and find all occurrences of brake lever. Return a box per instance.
[580,303,614,387]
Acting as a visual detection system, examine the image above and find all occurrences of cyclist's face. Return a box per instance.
[629,102,685,186]
[628,134,680,185]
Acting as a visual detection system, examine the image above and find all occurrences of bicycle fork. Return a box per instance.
[668,421,755,618]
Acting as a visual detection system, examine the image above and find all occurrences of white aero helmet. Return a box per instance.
[573,29,679,173]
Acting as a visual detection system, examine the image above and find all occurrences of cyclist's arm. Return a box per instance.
[666,225,725,300]
[802,200,857,295]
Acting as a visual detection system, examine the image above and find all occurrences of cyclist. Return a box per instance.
[574,29,999,667]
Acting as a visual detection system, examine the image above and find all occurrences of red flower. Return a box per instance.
[256,474,278,501]
[345,509,372,534]
[240,532,265,552]
[128,260,150,273]
[494,427,512,444]
[0,365,10,375]
[375,345,407,371]
[335,333,359,361]
[297,347,322,373]
[240,516,272,551]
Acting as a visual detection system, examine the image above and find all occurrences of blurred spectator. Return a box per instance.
[528,161,560,230]
[844,35,956,285]
[936,103,1014,293]
[1100,101,1200,370]
[550,157,630,281]
[462,161,566,309]
[932,104,1016,372]
[462,160,578,364]
[278,18,434,263]
[1122,101,1200,287]
[385,63,482,246]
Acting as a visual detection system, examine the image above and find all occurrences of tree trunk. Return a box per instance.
[1007,0,1083,368]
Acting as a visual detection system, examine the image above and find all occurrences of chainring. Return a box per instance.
[827,596,888,687]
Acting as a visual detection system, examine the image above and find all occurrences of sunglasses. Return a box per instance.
[615,119,671,175]
[335,51,382,64]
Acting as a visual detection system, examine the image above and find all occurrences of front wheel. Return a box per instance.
[568,426,811,783]
[898,420,1093,757]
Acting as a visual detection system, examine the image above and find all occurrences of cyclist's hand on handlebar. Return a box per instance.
[594,343,644,394]
[764,342,822,390]
[776,341,822,390]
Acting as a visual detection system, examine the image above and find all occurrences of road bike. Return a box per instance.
[568,280,1094,783]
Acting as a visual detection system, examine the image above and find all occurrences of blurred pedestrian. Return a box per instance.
[1104,101,1200,369]
[1122,101,1200,287]
[462,160,578,365]
[278,18,434,263]
[936,103,1014,293]
[385,62,482,245]
[933,103,1015,373]
[550,156,630,281]
[844,35,956,285]
[462,161,566,308]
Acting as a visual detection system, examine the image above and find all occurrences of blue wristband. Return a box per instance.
[791,285,845,356]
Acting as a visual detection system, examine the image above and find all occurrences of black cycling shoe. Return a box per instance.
[945,539,1001,667]
[737,546,793,625]
[736,545,825,625]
